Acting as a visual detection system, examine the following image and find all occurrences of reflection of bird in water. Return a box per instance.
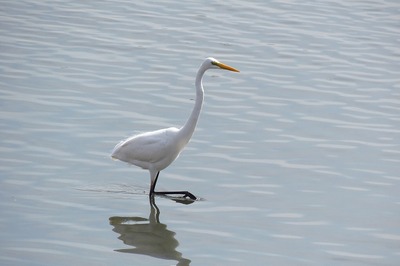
[111,58,239,200]
[109,196,191,265]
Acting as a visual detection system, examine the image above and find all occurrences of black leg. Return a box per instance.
[149,171,196,200]
[154,191,197,200]
[149,171,160,195]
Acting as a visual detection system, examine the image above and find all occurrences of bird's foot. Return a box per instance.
[182,191,197,200]
[153,191,197,200]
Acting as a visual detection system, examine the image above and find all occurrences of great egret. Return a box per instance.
[111,57,239,200]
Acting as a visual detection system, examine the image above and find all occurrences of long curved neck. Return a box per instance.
[178,66,206,145]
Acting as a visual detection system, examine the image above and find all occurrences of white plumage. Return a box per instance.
[111,57,239,200]
[112,127,182,171]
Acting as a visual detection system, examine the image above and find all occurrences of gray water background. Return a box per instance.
[1,0,399,265]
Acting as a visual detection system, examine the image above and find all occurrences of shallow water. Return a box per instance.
[1,0,399,265]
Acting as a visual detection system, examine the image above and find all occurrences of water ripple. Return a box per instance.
[1,0,399,265]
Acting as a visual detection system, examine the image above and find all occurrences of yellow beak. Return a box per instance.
[215,61,240,72]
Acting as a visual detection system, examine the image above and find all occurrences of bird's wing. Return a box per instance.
[111,127,179,165]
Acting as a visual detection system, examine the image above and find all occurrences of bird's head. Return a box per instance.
[204,57,240,72]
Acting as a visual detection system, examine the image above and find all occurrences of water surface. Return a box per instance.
[1,0,399,265]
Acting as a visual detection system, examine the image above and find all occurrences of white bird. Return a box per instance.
[111,57,239,200]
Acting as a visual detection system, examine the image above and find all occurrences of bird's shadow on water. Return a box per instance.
[109,196,192,266]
